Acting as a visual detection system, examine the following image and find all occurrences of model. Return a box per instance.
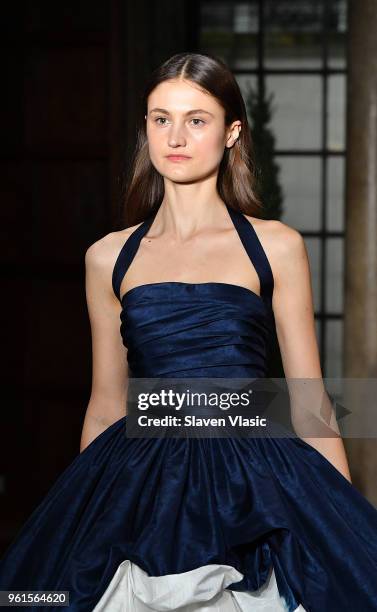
[0,52,377,612]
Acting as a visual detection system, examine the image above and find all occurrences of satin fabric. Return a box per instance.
[121,282,273,378]
[1,204,377,611]
[1,415,377,611]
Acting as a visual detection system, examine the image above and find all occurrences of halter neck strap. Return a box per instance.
[112,204,274,308]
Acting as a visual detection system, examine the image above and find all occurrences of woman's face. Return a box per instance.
[145,79,241,183]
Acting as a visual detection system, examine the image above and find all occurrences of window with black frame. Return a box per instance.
[199,0,348,377]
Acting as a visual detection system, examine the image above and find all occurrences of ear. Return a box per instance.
[225,121,242,148]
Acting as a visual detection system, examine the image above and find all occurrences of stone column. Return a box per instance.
[343,0,377,506]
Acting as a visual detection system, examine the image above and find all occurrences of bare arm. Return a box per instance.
[80,234,129,452]
[270,223,352,483]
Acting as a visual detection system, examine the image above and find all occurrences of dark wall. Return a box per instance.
[0,0,199,551]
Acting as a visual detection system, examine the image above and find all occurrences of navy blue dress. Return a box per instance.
[1,203,377,612]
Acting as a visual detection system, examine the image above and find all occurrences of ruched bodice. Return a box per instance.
[112,203,275,378]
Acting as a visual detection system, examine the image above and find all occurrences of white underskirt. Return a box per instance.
[92,560,307,611]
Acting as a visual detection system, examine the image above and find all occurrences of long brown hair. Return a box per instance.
[120,52,263,227]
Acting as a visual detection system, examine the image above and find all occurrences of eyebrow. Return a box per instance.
[149,107,214,117]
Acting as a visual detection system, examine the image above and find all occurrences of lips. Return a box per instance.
[166,155,191,161]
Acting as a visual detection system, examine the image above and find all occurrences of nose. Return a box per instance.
[167,121,187,148]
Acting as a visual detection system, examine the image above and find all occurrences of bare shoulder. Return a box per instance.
[242,215,305,264]
[85,222,144,272]
[84,223,144,304]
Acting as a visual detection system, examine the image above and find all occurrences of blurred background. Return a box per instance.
[1,0,376,552]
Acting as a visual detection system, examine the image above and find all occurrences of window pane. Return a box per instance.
[264,0,323,69]
[326,0,348,68]
[326,156,345,231]
[325,320,343,377]
[200,1,258,69]
[327,75,346,151]
[232,2,259,69]
[265,76,322,150]
[304,237,321,312]
[200,1,234,32]
[326,238,344,313]
[277,156,321,231]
